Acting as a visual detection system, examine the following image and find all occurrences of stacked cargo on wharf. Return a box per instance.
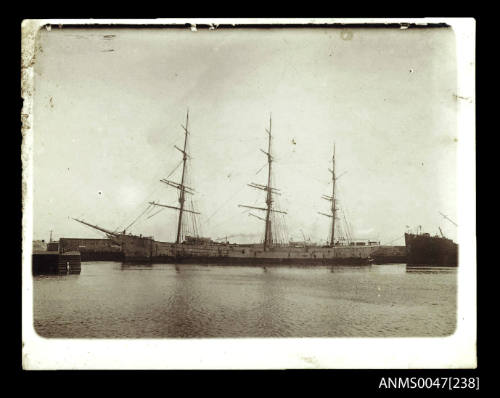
[74,112,381,265]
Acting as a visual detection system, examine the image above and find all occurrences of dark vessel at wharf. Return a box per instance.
[405,232,458,267]
[74,112,381,265]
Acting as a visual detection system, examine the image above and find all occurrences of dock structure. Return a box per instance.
[59,238,123,261]
[369,246,407,264]
[32,251,81,275]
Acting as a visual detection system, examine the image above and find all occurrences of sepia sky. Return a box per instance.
[31,26,458,245]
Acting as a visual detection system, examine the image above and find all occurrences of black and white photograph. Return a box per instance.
[21,18,476,369]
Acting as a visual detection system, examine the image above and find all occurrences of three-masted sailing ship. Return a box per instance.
[75,111,380,264]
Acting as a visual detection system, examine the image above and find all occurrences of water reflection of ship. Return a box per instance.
[74,111,380,265]
[405,266,456,274]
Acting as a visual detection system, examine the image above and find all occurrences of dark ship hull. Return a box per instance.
[109,234,378,265]
[404,232,458,267]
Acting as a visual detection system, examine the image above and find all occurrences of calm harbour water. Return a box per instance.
[33,262,456,338]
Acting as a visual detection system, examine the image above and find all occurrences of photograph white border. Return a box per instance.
[21,18,476,370]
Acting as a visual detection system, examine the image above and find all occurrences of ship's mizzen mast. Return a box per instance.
[149,110,200,244]
[319,144,337,246]
[239,114,286,251]
[330,145,336,246]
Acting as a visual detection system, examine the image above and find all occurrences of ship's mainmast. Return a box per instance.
[239,114,286,251]
[319,145,337,246]
[149,110,200,244]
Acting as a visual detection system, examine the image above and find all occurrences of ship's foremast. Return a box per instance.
[149,110,200,244]
[73,111,200,245]
[264,117,272,249]
[176,110,190,244]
